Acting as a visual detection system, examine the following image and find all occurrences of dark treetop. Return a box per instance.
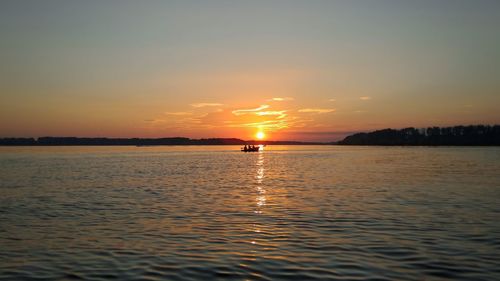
[338,125,500,146]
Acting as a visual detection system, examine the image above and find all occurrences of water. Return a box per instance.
[1,146,499,280]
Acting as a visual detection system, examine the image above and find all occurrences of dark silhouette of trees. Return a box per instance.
[0,138,36,145]
[338,125,500,146]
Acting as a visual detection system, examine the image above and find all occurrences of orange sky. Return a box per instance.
[1,1,499,141]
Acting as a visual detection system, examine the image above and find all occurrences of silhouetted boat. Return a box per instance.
[241,146,260,152]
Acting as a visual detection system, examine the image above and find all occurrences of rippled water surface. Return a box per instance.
[1,146,500,280]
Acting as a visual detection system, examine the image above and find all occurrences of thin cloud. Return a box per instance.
[328,99,336,102]
[236,120,290,130]
[190,103,223,108]
[232,104,270,116]
[268,97,294,102]
[255,110,287,116]
[164,111,192,116]
[288,131,358,135]
[359,96,371,100]
[256,110,288,120]
[298,108,336,114]
[143,119,166,124]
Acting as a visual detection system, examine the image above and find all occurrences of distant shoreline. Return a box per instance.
[337,125,500,146]
[1,125,499,146]
[0,137,329,146]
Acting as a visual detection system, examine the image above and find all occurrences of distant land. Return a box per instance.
[1,125,499,146]
[0,137,323,146]
[338,125,500,146]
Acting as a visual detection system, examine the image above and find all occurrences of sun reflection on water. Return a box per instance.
[250,150,266,248]
[255,151,266,213]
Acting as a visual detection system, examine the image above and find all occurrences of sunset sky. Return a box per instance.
[1,1,499,141]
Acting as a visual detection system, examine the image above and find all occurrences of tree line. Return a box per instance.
[338,125,500,145]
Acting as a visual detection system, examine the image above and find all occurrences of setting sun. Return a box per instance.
[256,131,265,140]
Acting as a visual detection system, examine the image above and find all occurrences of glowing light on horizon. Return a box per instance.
[256,131,265,140]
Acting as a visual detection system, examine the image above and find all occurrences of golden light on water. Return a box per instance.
[255,152,265,214]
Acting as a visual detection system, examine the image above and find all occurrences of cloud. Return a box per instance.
[288,131,359,135]
[268,97,294,102]
[359,96,371,100]
[256,110,288,120]
[232,104,270,116]
[164,111,192,116]
[298,108,336,114]
[234,119,291,130]
[143,119,166,124]
[255,110,286,116]
[190,103,223,108]
[328,99,336,102]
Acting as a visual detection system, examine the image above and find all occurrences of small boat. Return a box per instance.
[241,145,260,152]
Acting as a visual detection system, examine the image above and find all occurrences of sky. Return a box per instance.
[1,0,499,141]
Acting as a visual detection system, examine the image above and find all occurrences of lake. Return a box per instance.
[1,146,499,280]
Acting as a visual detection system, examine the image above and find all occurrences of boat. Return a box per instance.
[241,145,260,152]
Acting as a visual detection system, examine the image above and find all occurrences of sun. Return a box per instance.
[256,131,265,140]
